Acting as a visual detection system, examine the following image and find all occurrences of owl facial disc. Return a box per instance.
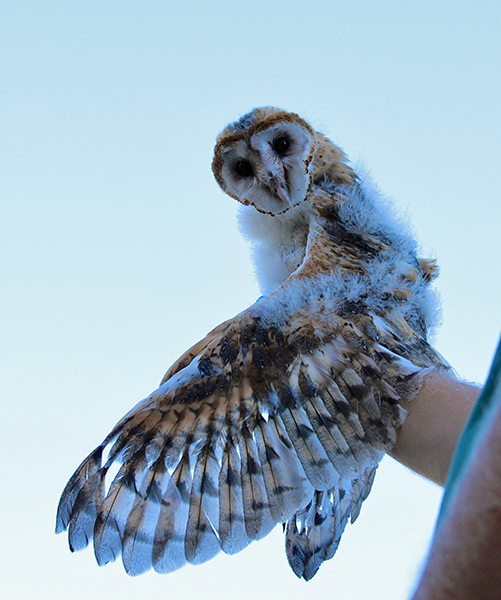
[212,109,318,215]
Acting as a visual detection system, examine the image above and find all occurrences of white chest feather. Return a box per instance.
[237,204,311,295]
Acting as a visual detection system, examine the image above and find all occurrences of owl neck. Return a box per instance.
[237,203,311,295]
[300,188,393,278]
[239,178,421,295]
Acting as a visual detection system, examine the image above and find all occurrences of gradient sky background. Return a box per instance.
[2,1,500,599]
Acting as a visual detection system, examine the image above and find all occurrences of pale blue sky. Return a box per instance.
[1,2,500,599]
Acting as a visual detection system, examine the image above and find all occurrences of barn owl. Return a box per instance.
[56,107,446,580]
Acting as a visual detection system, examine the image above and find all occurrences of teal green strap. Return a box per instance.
[438,337,501,525]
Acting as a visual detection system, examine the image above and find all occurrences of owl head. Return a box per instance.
[212,107,355,215]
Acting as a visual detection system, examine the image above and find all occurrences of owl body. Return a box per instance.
[56,108,446,580]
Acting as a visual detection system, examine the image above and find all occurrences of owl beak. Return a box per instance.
[268,176,291,207]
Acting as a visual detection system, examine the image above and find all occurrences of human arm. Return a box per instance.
[409,343,501,600]
[388,369,479,486]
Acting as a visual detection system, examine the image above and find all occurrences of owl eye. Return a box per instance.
[235,159,254,178]
[273,136,290,155]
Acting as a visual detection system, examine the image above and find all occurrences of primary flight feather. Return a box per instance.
[56,107,447,580]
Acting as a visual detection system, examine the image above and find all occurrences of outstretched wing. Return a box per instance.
[56,286,433,577]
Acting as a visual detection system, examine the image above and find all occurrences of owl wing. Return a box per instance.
[56,293,430,577]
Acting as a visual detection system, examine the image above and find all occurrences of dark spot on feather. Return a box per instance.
[276,384,296,408]
[247,456,260,475]
[89,446,104,465]
[148,482,163,504]
[340,300,365,315]
[201,477,218,497]
[220,513,245,524]
[314,512,327,526]
[375,349,397,363]
[252,378,273,401]
[122,469,137,491]
[176,479,191,502]
[124,528,152,544]
[275,484,295,495]
[199,357,219,377]
[320,217,380,258]
[220,337,239,364]
[293,332,317,354]
[154,531,183,546]
[177,377,219,404]
[218,375,231,393]
[255,327,268,345]
[204,423,215,439]
[251,500,268,511]
[348,383,370,399]
[316,411,336,428]
[298,423,314,438]
[203,381,218,396]
[224,466,241,487]
[361,363,379,378]
[271,421,293,448]
[266,445,280,461]
[252,346,270,370]
[298,370,317,397]
[290,542,306,564]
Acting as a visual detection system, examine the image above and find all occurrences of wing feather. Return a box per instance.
[279,405,339,490]
[350,465,377,523]
[56,446,103,539]
[56,292,440,578]
[185,445,221,564]
[94,459,143,566]
[239,425,275,541]
[254,415,312,522]
[121,457,171,575]
[152,453,191,573]
[218,439,249,555]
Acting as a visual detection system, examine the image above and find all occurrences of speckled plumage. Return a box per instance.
[56,107,447,580]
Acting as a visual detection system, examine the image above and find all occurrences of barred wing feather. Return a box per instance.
[56,298,426,577]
